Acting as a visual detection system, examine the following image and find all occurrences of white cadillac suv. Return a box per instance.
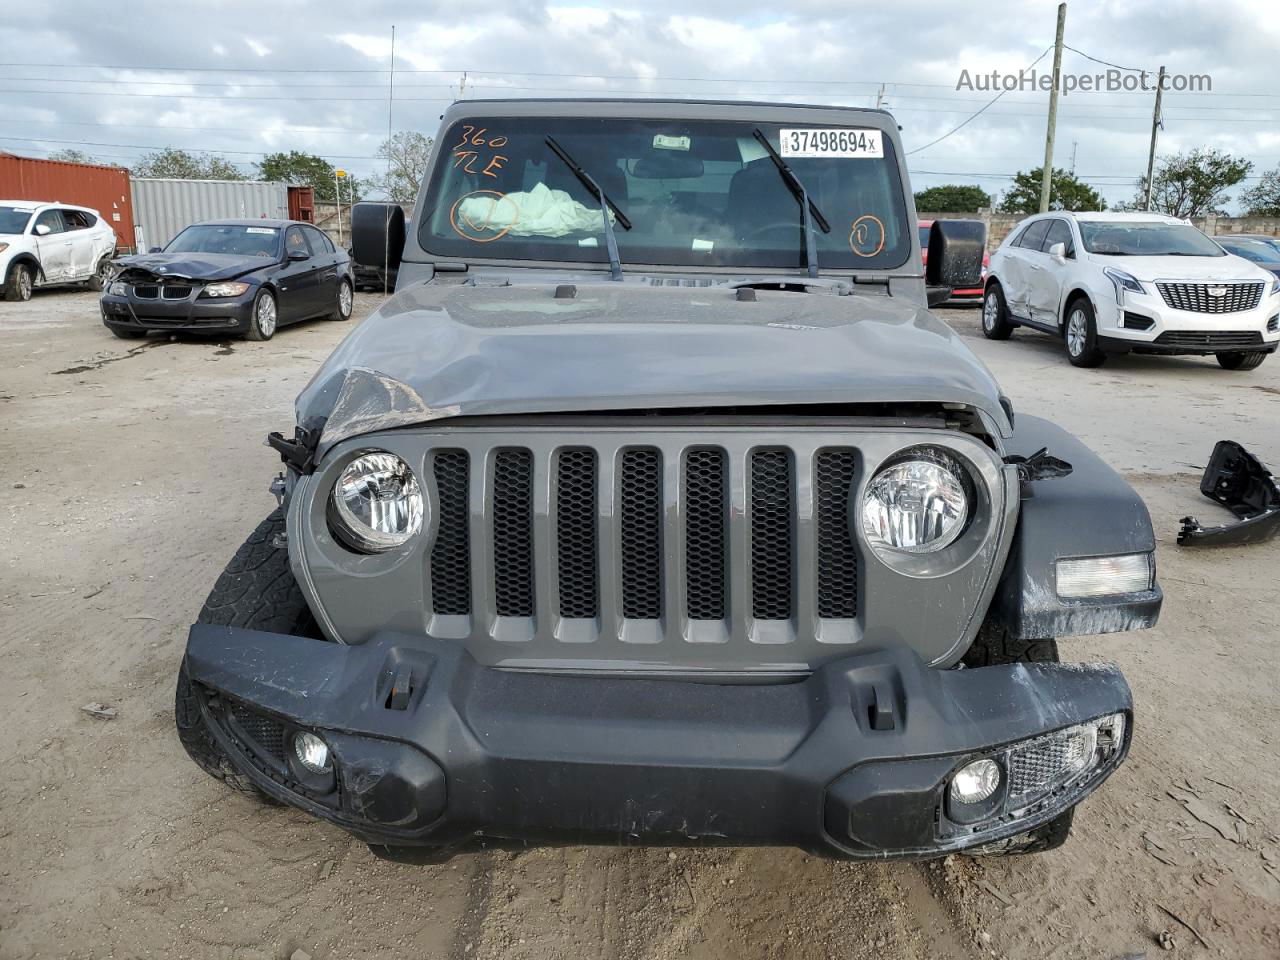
[983,212,1280,370]
[0,201,119,302]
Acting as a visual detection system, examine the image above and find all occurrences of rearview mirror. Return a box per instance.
[148,246,162,254]
[352,202,406,270]
[1047,241,1066,263]
[925,219,987,292]
[34,224,51,236]
[287,250,310,261]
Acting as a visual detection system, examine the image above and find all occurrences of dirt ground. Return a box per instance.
[1,290,1277,960]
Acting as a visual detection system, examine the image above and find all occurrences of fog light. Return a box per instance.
[950,758,1001,804]
[1056,554,1153,598]
[293,732,332,774]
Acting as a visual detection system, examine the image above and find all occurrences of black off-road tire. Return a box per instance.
[1216,350,1267,371]
[981,282,1015,340]
[174,509,323,801]
[4,262,34,302]
[960,622,1071,856]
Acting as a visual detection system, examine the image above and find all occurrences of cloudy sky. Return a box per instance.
[6,0,1280,209]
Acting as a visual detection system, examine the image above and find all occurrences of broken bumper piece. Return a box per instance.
[1178,440,1280,547]
[183,625,1132,860]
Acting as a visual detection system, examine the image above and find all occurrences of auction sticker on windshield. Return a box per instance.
[779,129,883,159]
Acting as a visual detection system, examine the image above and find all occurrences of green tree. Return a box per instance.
[1237,166,1280,216]
[913,184,992,213]
[48,148,98,165]
[257,150,359,203]
[131,148,246,180]
[997,168,1104,214]
[1124,149,1251,218]
[367,131,434,203]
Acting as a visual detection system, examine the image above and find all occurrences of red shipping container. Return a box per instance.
[287,185,315,222]
[0,152,135,251]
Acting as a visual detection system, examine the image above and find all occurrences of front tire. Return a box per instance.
[174,509,323,800]
[4,263,34,302]
[1217,350,1267,371]
[1064,298,1106,368]
[981,282,1015,340]
[243,288,277,341]
[87,256,113,292]
[328,278,353,321]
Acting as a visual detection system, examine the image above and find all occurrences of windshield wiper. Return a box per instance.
[751,129,832,278]
[545,136,631,281]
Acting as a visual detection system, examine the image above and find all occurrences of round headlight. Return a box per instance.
[861,446,971,555]
[329,451,423,552]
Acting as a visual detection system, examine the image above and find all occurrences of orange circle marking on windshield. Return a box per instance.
[849,215,886,257]
[450,190,521,243]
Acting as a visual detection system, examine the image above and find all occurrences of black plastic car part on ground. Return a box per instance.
[183,625,1131,860]
[1178,441,1280,546]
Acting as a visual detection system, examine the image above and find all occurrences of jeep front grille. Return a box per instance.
[426,440,859,630]
[1155,281,1264,314]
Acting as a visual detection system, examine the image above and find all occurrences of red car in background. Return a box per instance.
[919,220,988,303]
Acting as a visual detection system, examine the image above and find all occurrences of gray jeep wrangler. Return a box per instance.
[176,99,1161,861]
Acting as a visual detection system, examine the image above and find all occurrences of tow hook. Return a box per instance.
[1178,441,1280,546]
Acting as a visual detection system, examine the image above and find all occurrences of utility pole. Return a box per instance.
[1039,3,1068,213]
[875,83,886,109]
[334,169,346,246]
[459,71,467,99]
[1144,65,1166,211]
[1069,139,1078,175]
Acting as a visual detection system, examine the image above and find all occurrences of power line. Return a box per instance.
[905,47,1053,156]
[0,135,380,160]
[1063,45,1149,75]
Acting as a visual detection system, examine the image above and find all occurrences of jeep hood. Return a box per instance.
[297,281,1012,455]
[113,252,271,281]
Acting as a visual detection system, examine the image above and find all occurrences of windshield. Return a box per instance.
[165,224,281,257]
[1078,221,1225,257]
[1220,239,1280,265]
[419,116,910,270]
[0,206,35,234]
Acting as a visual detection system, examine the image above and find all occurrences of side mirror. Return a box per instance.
[148,246,162,254]
[1047,241,1067,263]
[34,224,51,236]
[287,250,310,261]
[925,219,987,293]
[352,202,406,271]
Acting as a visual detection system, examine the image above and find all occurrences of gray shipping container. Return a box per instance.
[130,178,290,251]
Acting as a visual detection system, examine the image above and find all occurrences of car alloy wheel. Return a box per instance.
[983,291,999,332]
[339,281,353,317]
[18,266,33,300]
[256,291,277,338]
[1067,307,1088,357]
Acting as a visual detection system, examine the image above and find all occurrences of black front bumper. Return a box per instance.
[101,291,254,333]
[184,626,1132,859]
